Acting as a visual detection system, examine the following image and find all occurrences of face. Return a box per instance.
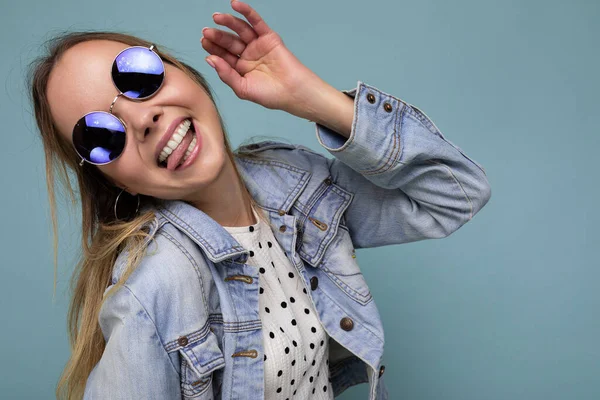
[47,40,230,202]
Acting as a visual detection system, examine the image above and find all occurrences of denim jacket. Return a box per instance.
[83,81,491,399]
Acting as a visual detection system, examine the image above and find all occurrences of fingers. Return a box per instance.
[212,11,258,44]
[202,26,246,56]
[230,1,272,37]
[205,55,246,99]
[201,36,240,69]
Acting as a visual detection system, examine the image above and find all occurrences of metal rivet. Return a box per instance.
[310,276,319,291]
[383,102,393,112]
[379,365,385,377]
[324,177,332,185]
[279,225,287,233]
[340,317,354,331]
[366,93,376,103]
[278,210,286,216]
[178,336,189,346]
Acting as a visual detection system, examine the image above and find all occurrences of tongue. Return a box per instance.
[167,130,193,170]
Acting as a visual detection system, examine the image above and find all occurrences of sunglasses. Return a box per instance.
[72,45,165,166]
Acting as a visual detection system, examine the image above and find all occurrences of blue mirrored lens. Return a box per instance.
[112,47,164,99]
[73,112,126,164]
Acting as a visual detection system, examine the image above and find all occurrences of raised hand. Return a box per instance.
[200,0,324,114]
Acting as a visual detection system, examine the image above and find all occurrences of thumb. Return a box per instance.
[206,56,245,98]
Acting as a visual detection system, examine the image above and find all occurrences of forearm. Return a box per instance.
[285,76,355,140]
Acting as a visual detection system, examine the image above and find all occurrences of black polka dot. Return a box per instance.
[249,250,254,257]
[278,277,281,283]
[260,287,264,294]
[265,307,270,313]
[269,332,275,339]
[303,288,307,294]
[291,319,297,326]
[291,359,296,366]
[278,370,283,377]
[309,376,314,383]
[317,371,320,377]
[276,387,282,393]
[312,387,316,394]
[264,354,267,361]
[280,327,285,333]
[292,340,297,347]
[323,386,327,392]
[288,272,294,278]
[293,389,297,395]
[310,343,315,350]
[259,267,265,273]
[258,242,262,248]
[312,359,316,366]
[285,347,290,354]
[304,308,310,314]
[290,297,295,303]
[320,340,324,346]
[271,261,275,268]
[311,327,316,333]
[268,241,272,248]
[326,359,329,365]
[281,301,287,308]
[249,226,254,232]
[303,371,307,376]
[290,379,295,385]
[304,355,307,362]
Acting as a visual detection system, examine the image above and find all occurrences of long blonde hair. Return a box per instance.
[28,31,270,399]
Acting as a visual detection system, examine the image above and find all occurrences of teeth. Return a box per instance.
[158,119,193,163]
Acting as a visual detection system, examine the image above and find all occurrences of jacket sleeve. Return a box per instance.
[83,285,181,400]
[314,81,491,248]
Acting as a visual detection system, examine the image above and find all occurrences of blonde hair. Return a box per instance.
[28,31,271,399]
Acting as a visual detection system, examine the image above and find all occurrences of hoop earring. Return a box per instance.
[114,187,140,220]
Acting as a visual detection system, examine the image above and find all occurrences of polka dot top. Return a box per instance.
[222,205,334,399]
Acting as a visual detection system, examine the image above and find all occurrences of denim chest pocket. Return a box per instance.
[298,180,372,306]
[319,223,373,306]
[177,330,225,399]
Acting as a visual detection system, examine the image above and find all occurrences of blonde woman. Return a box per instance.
[28,1,491,399]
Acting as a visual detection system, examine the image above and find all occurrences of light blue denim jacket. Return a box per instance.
[83,81,491,399]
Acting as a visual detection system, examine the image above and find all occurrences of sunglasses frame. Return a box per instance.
[73,45,166,167]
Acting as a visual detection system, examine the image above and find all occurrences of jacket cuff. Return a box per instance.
[315,80,406,173]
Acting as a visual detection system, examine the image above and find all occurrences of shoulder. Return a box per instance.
[106,223,211,325]
[236,140,332,172]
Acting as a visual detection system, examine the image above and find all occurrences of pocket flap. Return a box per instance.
[179,331,225,377]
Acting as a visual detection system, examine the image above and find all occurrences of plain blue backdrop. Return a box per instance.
[1,0,598,398]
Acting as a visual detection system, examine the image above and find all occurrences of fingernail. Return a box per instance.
[202,27,208,34]
[212,12,221,17]
[206,57,216,69]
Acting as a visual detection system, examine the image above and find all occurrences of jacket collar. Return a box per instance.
[144,154,312,264]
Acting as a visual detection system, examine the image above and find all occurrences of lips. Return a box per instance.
[155,116,190,165]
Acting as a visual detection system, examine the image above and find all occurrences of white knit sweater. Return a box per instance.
[223,206,334,399]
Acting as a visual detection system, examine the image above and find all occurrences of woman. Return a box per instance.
[29,1,491,399]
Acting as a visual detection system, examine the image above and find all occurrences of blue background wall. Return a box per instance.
[1,0,598,398]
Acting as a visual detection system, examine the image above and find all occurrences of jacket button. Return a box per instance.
[279,225,287,233]
[379,365,385,377]
[383,102,393,113]
[324,177,332,185]
[366,93,376,103]
[278,209,286,216]
[310,276,318,290]
[177,336,189,346]
[340,317,354,331]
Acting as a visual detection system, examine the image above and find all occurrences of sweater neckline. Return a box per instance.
[221,204,262,234]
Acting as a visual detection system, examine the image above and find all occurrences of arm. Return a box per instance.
[83,285,181,399]
[300,80,491,248]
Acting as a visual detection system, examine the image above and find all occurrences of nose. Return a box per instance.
[112,98,163,141]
